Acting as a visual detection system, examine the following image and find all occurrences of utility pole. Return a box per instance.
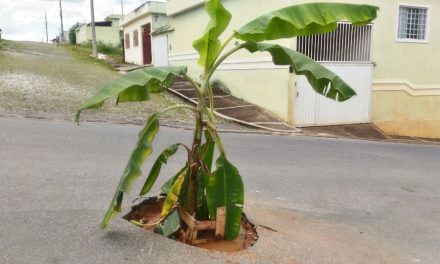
[90,0,97,57]
[120,0,125,62]
[45,12,49,43]
[59,0,64,43]
[121,0,124,18]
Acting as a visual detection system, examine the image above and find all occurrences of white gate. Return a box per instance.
[295,22,373,127]
[152,34,169,67]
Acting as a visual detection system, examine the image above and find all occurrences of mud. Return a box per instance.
[123,197,165,231]
[195,213,258,252]
[123,197,258,253]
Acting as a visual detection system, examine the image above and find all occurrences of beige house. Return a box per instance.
[166,0,440,139]
[60,31,69,44]
[75,15,122,46]
[121,1,171,66]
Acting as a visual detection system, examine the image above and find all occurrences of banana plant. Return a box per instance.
[76,1,378,241]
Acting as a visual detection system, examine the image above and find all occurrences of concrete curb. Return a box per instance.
[1,112,439,145]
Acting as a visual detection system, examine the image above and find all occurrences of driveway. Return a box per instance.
[1,117,439,263]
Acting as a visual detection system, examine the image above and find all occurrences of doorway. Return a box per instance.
[142,24,152,65]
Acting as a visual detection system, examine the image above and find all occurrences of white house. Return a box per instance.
[166,0,440,139]
[75,15,122,46]
[121,1,171,66]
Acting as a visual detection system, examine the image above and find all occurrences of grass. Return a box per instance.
[63,44,120,71]
[81,41,122,57]
[0,39,15,47]
[0,39,12,49]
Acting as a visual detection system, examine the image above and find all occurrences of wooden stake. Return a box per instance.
[180,208,222,244]
[215,207,226,239]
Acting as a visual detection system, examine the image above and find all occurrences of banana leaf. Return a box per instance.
[140,144,180,196]
[193,0,231,70]
[242,42,356,101]
[205,154,244,240]
[155,209,181,237]
[160,165,187,195]
[161,168,188,217]
[101,112,160,229]
[76,66,187,123]
[196,131,215,220]
[234,3,378,42]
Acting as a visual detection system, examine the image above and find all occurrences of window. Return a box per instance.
[133,30,138,47]
[397,5,429,42]
[125,33,130,49]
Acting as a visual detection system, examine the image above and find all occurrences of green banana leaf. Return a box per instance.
[139,144,180,196]
[205,154,244,240]
[75,66,187,123]
[193,0,231,70]
[160,165,187,195]
[234,3,378,42]
[196,131,215,220]
[161,168,188,217]
[101,113,160,229]
[200,130,215,171]
[155,209,181,237]
[196,171,210,220]
[242,42,356,101]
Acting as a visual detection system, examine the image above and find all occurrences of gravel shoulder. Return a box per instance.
[0,40,195,124]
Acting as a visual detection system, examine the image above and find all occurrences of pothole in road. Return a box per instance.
[123,197,258,252]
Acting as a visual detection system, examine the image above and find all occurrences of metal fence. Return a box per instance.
[297,22,373,62]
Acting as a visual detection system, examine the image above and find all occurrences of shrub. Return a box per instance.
[81,40,121,56]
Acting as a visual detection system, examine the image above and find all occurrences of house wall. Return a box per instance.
[292,0,440,137]
[95,25,121,46]
[372,84,440,139]
[152,13,171,30]
[365,0,440,138]
[122,14,170,65]
[168,0,205,16]
[75,20,121,46]
[123,15,153,65]
[167,0,440,137]
[168,0,293,120]
[122,1,169,66]
[76,25,89,44]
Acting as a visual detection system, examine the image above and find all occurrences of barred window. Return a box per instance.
[133,30,138,47]
[125,33,130,49]
[397,5,428,41]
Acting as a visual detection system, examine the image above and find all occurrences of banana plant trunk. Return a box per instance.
[183,98,205,216]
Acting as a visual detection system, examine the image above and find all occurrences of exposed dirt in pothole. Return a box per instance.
[123,197,258,253]
[123,197,164,229]
[195,213,258,252]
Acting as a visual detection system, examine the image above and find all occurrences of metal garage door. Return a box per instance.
[295,22,374,127]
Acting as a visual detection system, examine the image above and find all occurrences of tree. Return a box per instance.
[76,1,378,242]
[68,23,80,45]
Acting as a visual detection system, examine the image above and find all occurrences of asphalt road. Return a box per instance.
[1,117,439,264]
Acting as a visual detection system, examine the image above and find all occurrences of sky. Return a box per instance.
[0,0,165,42]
